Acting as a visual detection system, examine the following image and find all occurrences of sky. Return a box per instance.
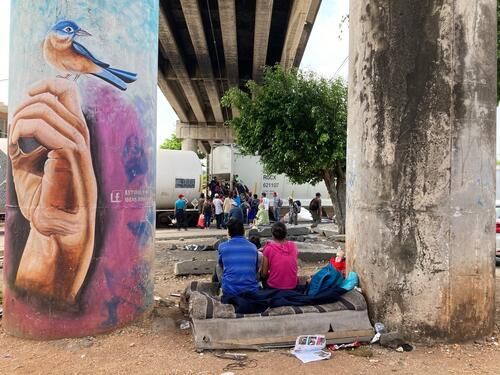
[0,1,497,155]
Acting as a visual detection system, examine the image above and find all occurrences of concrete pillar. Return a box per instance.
[181,138,198,152]
[5,1,158,339]
[346,0,496,341]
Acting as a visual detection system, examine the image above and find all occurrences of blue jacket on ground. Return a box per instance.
[218,236,259,296]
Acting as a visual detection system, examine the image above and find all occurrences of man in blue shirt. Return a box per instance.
[218,218,259,296]
[175,194,188,231]
[228,200,244,222]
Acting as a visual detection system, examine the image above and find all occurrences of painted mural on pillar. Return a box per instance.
[4,1,158,339]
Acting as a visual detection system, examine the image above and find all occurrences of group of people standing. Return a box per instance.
[197,190,298,230]
[175,180,324,231]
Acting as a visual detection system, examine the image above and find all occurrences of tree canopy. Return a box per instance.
[160,133,182,150]
[222,65,348,232]
[222,65,347,185]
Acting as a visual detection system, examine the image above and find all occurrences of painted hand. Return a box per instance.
[9,78,97,306]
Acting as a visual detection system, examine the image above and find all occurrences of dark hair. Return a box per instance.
[271,222,287,240]
[248,236,262,249]
[200,193,205,198]
[315,192,321,197]
[253,194,258,199]
[262,192,267,197]
[226,218,245,237]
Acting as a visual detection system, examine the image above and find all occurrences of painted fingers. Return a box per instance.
[28,78,86,126]
[10,82,89,152]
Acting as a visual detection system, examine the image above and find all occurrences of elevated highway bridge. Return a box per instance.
[158,0,322,153]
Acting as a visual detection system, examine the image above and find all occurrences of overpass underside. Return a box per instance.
[158,0,321,153]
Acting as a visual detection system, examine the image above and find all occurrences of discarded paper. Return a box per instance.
[291,335,331,363]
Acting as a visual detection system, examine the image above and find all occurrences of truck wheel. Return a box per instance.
[157,213,172,227]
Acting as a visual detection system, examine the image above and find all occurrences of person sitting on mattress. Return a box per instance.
[260,222,299,290]
[218,218,260,296]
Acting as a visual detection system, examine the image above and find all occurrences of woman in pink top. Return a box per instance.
[261,222,298,289]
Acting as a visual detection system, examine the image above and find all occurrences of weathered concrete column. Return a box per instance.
[346,1,496,341]
[5,1,158,339]
[181,137,199,152]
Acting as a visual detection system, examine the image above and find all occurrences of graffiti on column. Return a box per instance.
[5,1,158,339]
[9,19,138,308]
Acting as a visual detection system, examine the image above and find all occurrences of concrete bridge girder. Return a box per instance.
[158,0,322,147]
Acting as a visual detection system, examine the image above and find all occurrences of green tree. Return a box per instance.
[222,66,348,233]
[160,133,206,161]
[160,133,182,150]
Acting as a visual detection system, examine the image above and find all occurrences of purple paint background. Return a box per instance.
[4,81,155,339]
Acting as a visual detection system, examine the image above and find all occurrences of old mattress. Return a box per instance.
[181,281,374,350]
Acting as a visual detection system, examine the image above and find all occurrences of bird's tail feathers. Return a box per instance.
[106,67,138,83]
[91,69,127,91]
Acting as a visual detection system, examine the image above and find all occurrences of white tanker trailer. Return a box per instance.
[156,149,203,226]
[208,144,330,207]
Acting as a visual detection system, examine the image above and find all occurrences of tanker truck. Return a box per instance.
[156,149,203,227]
[208,144,330,207]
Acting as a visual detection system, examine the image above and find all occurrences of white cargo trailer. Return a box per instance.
[156,149,203,226]
[208,144,330,207]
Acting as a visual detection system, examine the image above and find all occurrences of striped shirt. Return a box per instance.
[218,236,259,296]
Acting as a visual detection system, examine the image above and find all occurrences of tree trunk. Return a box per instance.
[323,163,346,234]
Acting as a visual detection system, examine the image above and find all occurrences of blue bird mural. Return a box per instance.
[43,20,137,91]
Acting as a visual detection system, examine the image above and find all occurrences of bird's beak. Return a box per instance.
[76,29,92,37]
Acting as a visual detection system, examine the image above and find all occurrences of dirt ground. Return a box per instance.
[0,227,499,375]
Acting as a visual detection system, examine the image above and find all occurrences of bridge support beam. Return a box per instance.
[181,138,199,153]
[176,121,234,145]
[347,0,496,341]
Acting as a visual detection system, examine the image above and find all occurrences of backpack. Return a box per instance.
[278,198,283,208]
[309,198,319,211]
[294,200,302,213]
[307,263,344,296]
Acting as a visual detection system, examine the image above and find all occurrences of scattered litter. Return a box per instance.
[0,307,3,319]
[328,341,362,351]
[80,354,86,359]
[154,295,174,307]
[129,343,136,348]
[220,372,235,375]
[292,349,331,363]
[170,293,181,298]
[224,361,257,371]
[180,320,191,330]
[375,323,386,333]
[398,344,413,352]
[214,352,248,361]
[291,335,331,363]
[184,244,209,252]
[370,322,385,344]
[379,332,413,352]
[396,347,404,353]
